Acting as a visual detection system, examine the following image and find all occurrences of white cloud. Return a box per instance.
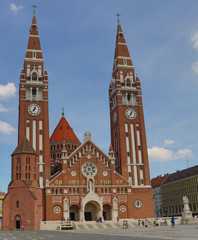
[148,147,173,162]
[148,146,192,162]
[192,61,198,75]
[0,121,16,135]
[0,104,8,112]
[0,83,17,101]
[164,139,175,146]
[175,149,192,159]
[10,3,24,14]
[191,31,198,51]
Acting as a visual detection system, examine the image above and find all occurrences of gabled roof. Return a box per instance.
[162,165,198,185]
[12,137,37,156]
[151,175,169,188]
[50,116,80,143]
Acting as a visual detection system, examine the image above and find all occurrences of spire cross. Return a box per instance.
[62,108,65,117]
[116,13,120,24]
[32,4,37,16]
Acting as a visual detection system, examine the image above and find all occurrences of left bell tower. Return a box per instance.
[18,11,50,187]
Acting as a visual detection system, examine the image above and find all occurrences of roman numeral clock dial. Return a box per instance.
[125,108,137,120]
[28,103,41,116]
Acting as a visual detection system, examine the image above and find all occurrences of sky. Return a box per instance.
[1,0,198,192]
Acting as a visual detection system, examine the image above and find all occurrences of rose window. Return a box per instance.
[120,205,127,212]
[53,206,61,214]
[82,162,97,177]
[134,200,142,208]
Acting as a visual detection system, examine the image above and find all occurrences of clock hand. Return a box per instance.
[33,107,36,111]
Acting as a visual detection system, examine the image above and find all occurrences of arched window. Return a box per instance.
[32,88,36,96]
[126,78,131,86]
[32,72,37,81]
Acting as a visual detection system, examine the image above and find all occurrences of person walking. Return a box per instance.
[171,216,175,228]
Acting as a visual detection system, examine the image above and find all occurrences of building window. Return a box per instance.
[16,201,19,208]
[32,88,36,96]
[26,157,30,164]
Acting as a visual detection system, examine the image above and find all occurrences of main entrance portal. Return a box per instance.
[84,201,101,221]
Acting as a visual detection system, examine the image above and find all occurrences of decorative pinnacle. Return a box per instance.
[116,13,120,24]
[62,108,65,117]
[32,4,37,16]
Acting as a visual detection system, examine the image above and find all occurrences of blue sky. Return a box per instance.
[1,0,198,192]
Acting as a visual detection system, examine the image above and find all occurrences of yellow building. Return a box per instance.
[0,193,6,229]
[161,166,198,217]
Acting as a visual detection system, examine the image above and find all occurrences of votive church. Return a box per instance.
[2,12,154,230]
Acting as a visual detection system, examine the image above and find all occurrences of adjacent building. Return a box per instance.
[161,165,198,217]
[151,175,168,217]
[0,193,6,229]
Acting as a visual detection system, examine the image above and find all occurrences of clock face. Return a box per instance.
[125,108,137,120]
[113,111,117,123]
[28,103,41,116]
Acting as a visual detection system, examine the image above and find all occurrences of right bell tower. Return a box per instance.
[109,16,151,188]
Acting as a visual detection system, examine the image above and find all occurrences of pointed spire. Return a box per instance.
[24,12,43,62]
[112,17,134,81]
[109,143,115,159]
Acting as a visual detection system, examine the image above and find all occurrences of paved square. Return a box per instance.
[0,224,198,240]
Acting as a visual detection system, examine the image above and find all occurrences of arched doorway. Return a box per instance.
[103,204,112,220]
[70,205,80,221]
[15,215,21,230]
[84,201,101,221]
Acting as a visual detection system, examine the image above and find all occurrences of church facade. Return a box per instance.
[2,13,154,230]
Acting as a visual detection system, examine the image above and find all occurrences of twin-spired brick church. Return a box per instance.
[2,12,154,230]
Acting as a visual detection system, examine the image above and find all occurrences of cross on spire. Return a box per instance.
[32,4,37,16]
[62,108,65,117]
[116,13,120,24]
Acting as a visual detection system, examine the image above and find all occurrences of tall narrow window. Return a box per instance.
[32,88,36,96]
[16,201,19,208]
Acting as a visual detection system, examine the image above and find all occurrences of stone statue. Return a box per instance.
[113,196,118,209]
[63,197,69,211]
[84,131,92,142]
[183,196,190,211]
[88,179,93,192]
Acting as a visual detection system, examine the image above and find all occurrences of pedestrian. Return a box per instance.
[122,220,126,229]
[116,216,119,222]
[171,216,175,228]
[138,219,141,226]
[142,220,144,227]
